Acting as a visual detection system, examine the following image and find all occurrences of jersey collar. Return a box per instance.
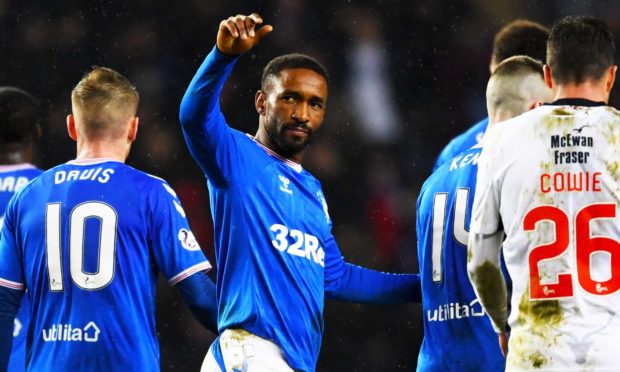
[545,98,607,107]
[247,135,303,173]
[67,158,123,165]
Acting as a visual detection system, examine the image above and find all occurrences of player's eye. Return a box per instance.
[280,95,295,103]
[310,101,324,110]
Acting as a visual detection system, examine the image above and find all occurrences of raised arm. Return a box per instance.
[323,236,421,304]
[179,13,272,184]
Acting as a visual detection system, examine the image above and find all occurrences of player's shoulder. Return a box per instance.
[447,117,489,149]
[435,117,488,170]
[483,106,546,142]
[423,146,481,194]
[119,164,179,198]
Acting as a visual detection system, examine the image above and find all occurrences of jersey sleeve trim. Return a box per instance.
[0,277,24,290]
[0,163,36,173]
[168,261,212,286]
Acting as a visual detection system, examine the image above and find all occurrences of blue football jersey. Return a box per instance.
[0,163,42,372]
[416,146,505,371]
[433,117,489,172]
[0,159,211,371]
[180,48,352,372]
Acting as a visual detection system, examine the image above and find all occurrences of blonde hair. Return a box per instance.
[71,67,139,139]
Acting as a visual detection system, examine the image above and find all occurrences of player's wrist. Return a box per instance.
[213,44,241,59]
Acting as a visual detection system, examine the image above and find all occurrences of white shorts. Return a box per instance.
[201,328,294,372]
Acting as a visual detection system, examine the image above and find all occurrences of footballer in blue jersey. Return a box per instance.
[417,56,552,370]
[1,164,42,372]
[0,87,44,372]
[0,68,217,372]
[417,145,505,371]
[180,13,420,372]
[432,117,488,172]
[433,20,549,172]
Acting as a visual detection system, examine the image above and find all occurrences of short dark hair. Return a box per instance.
[547,16,615,85]
[493,19,550,65]
[0,87,41,145]
[261,53,329,90]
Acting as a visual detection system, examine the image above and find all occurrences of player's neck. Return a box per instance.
[553,81,610,104]
[75,141,129,163]
[0,147,32,165]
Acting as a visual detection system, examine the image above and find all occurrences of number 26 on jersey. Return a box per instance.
[525,202,620,300]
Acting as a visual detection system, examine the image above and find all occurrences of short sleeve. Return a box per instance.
[148,181,211,286]
[0,198,25,291]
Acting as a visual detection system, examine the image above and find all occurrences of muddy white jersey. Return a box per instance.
[471,100,620,370]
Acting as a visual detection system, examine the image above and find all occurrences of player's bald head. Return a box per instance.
[486,56,552,126]
[71,67,139,141]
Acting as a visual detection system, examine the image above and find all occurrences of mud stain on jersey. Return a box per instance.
[551,108,574,116]
[605,160,619,178]
[469,261,506,328]
[509,285,564,369]
[536,161,555,205]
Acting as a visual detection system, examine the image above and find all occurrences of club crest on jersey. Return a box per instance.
[316,191,330,222]
[279,175,292,195]
[178,228,201,251]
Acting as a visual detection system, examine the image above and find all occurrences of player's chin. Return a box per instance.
[280,136,309,154]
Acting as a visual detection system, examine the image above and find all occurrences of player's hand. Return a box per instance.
[216,13,273,56]
[498,331,508,357]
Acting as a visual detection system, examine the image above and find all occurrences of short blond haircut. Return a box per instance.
[486,55,550,123]
[71,67,139,140]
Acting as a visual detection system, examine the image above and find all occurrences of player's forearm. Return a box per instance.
[0,286,22,370]
[325,263,421,305]
[467,231,507,332]
[176,271,218,333]
[179,45,238,134]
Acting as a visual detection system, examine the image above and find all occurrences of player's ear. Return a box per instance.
[529,100,544,110]
[543,65,553,89]
[605,65,617,93]
[66,114,78,141]
[255,90,267,115]
[128,116,139,143]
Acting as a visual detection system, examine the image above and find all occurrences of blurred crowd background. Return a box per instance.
[2,0,620,370]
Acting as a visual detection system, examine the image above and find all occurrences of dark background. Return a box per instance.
[2,0,620,370]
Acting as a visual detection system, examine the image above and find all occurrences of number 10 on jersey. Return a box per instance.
[46,202,118,291]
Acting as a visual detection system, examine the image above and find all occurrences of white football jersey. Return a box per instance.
[471,101,620,371]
